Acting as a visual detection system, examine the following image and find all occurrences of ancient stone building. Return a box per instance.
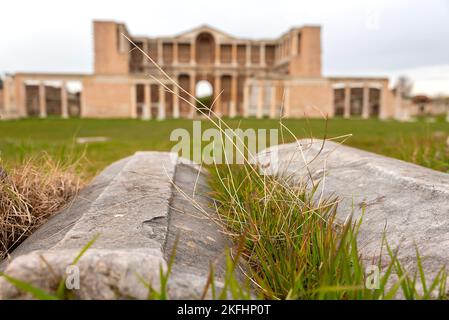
[0,20,395,120]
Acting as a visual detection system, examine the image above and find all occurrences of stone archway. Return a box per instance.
[195,79,213,113]
[195,32,215,65]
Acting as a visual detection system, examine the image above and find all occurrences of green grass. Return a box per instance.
[209,164,448,299]
[0,116,448,177]
[0,116,448,299]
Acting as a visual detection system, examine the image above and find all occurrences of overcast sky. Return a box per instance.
[1,0,448,95]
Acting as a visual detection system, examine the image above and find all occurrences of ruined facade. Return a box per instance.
[1,21,395,120]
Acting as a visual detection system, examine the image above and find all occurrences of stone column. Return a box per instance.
[61,81,69,119]
[256,81,264,118]
[379,82,389,120]
[173,75,180,119]
[173,41,178,65]
[157,40,163,65]
[143,84,151,120]
[130,84,137,119]
[246,42,251,67]
[284,84,291,118]
[362,84,370,119]
[260,43,266,67]
[189,72,196,118]
[158,84,166,120]
[214,74,222,116]
[270,82,277,119]
[231,43,237,66]
[190,41,195,65]
[230,74,237,118]
[344,85,351,119]
[39,81,47,118]
[215,42,221,65]
[243,81,250,117]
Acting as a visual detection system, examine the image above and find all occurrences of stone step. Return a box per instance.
[0,152,233,299]
[258,140,449,289]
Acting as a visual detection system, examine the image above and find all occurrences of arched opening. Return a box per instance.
[196,32,215,65]
[196,80,213,114]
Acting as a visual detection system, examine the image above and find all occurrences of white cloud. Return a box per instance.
[1,0,448,95]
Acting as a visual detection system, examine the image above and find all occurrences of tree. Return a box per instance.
[395,76,413,99]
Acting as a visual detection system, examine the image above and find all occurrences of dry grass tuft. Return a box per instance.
[0,155,84,260]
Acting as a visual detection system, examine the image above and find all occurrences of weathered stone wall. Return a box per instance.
[93,21,129,75]
[289,26,322,77]
[1,21,396,120]
[288,79,334,118]
[82,77,133,118]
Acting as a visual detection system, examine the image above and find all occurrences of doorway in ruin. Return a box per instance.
[333,88,345,116]
[195,80,213,114]
[66,81,82,117]
[196,32,215,65]
[350,88,363,117]
[25,84,40,116]
[136,84,145,118]
[369,88,381,117]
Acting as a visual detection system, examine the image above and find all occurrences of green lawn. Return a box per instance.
[0,116,448,177]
